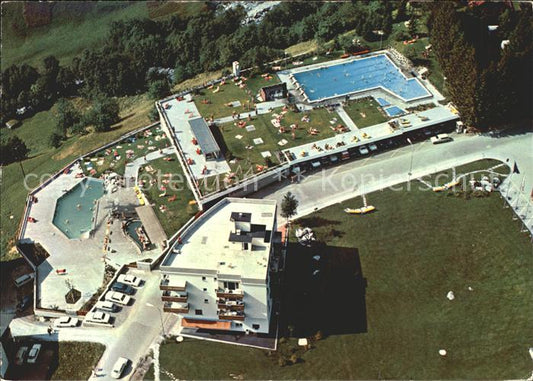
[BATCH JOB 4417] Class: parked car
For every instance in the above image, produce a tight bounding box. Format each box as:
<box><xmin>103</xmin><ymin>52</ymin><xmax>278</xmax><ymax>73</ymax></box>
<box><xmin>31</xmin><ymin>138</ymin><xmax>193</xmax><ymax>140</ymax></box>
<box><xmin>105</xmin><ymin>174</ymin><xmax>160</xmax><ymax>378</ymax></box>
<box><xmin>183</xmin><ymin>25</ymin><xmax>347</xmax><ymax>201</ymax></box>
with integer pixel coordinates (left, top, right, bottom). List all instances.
<box><xmin>105</xmin><ymin>291</ymin><xmax>131</xmax><ymax>306</ymax></box>
<box><xmin>359</xmin><ymin>146</ymin><xmax>369</xmax><ymax>155</ymax></box>
<box><xmin>86</xmin><ymin>311</ymin><xmax>111</xmax><ymax>325</ymax></box>
<box><xmin>95</xmin><ymin>301</ymin><xmax>117</xmax><ymax>312</ymax></box>
<box><xmin>15</xmin><ymin>346</ymin><xmax>28</xmax><ymax>365</ymax></box>
<box><xmin>111</xmin><ymin>282</ymin><xmax>134</xmax><ymax>295</ymax></box>
<box><xmin>117</xmin><ymin>274</ymin><xmax>142</xmax><ymax>287</ymax></box>
<box><xmin>368</xmin><ymin>143</ymin><xmax>378</xmax><ymax>152</ymax></box>
<box><xmin>17</xmin><ymin>295</ymin><xmax>33</xmax><ymax>312</ymax></box>
<box><xmin>53</xmin><ymin>316</ymin><xmax>79</xmax><ymax>328</ymax></box>
<box><xmin>430</xmin><ymin>133</ymin><xmax>453</xmax><ymax>144</ymax></box>
<box><xmin>111</xmin><ymin>357</ymin><xmax>130</xmax><ymax>379</ymax></box>
<box><xmin>26</xmin><ymin>343</ymin><xmax>42</xmax><ymax>364</ymax></box>
<box><xmin>14</xmin><ymin>273</ymin><xmax>34</xmax><ymax>287</ymax></box>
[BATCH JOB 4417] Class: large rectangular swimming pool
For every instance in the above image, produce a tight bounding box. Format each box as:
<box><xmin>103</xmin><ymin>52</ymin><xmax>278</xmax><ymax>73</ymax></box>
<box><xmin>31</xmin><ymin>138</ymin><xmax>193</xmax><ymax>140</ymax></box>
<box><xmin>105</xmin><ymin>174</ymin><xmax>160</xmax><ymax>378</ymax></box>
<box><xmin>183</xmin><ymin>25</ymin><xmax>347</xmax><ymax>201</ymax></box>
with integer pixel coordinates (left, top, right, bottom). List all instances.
<box><xmin>293</xmin><ymin>54</ymin><xmax>430</xmax><ymax>102</ymax></box>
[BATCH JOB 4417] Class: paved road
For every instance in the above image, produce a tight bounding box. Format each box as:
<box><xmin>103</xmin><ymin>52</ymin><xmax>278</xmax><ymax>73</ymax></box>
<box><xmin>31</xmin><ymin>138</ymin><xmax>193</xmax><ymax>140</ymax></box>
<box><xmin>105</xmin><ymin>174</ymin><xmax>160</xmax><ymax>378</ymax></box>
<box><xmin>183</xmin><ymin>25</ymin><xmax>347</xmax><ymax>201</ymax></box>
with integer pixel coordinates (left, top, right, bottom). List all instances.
<box><xmin>254</xmin><ymin>131</ymin><xmax>533</xmax><ymax>229</ymax></box>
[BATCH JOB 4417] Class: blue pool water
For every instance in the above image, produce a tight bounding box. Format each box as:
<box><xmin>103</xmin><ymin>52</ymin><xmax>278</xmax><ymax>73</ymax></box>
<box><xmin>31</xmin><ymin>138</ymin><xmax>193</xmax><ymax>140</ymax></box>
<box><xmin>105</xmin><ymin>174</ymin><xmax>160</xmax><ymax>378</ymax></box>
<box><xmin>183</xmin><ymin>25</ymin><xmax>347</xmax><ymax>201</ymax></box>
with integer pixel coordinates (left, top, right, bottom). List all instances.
<box><xmin>293</xmin><ymin>55</ymin><xmax>430</xmax><ymax>102</ymax></box>
<box><xmin>384</xmin><ymin>106</ymin><xmax>406</xmax><ymax>117</ymax></box>
<box><xmin>376</xmin><ymin>97</ymin><xmax>390</xmax><ymax>107</ymax></box>
<box><xmin>52</xmin><ymin>178</ymin><xmax>104</xmax><ymax>239</ymax></box>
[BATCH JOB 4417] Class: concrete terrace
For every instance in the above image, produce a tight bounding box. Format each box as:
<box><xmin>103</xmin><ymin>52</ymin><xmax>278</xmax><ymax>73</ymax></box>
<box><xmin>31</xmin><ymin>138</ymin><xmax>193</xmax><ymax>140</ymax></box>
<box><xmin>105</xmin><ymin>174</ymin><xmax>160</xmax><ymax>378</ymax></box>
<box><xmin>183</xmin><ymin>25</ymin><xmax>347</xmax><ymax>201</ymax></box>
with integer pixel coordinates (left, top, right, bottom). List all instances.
<box><xmin>21</xmin><ymin>163</ymin><xmax>163</xmax><ymax>311</ymax></box>
<box><xmin>159</xmin><ymin>94</ymin><xmax>231</xmax><ymax>179</ymax></box>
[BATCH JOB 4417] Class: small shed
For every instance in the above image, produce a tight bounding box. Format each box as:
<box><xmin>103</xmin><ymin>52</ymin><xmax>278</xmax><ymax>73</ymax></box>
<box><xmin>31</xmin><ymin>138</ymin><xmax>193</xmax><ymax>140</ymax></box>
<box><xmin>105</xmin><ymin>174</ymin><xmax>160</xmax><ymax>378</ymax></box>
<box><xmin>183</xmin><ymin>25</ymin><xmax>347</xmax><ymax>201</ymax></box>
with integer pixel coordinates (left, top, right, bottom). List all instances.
<box><xmin>259</xmin><ymin>83</ymin><xmax>288</xmax><ymax>102</ymax></box>
<box><xmin>188</xmin><ymin>117</ymin><xmax>221</xmax><ymax>160</ymax></box>
<box><xmin>5</xmin><ymin>119</ymin><xmax>20</xmax><ymax>129</ymax></box>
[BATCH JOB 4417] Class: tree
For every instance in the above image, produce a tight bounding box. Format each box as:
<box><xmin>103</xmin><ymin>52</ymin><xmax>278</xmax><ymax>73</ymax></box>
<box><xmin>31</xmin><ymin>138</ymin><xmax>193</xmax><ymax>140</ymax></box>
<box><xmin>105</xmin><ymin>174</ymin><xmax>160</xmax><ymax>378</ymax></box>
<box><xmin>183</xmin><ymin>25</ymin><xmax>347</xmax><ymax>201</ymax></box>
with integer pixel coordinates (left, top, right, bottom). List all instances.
<box><xmin>90</xmin><ymin>97</ymin><xmax>120</xmax><ymax>132</ymax></box>
<box><xmin>148</xmin><ymin>79</ymin><xmax>170</xmax><ymax>100</ymax></box>
<box><xmin>56</xmin><ymin>98</ymin><xmax>81</xmax><ymax>136</ymax></box>
<box><xmin>408</xmin><ymin>12</ymin><xmax>418</xmax><ymax>38</ymax></box>
<box><xmin>49</xmin><ymin>130</ymin><xmax>63</xmax><ymax>148</ymax></box>
<box><xmin>281</xmin><ymin>191</ymin><xmax>299</xmax><ymax>221</ymax></box>
<box><xmin>0</xmin><ymin>136</ymin><xmax>29</xmax><ymax>165</ymax></box>
<box><xmin>382</xmin><ymin>13</ymin><xmax>393</xmax><ymax>36</ymax></box>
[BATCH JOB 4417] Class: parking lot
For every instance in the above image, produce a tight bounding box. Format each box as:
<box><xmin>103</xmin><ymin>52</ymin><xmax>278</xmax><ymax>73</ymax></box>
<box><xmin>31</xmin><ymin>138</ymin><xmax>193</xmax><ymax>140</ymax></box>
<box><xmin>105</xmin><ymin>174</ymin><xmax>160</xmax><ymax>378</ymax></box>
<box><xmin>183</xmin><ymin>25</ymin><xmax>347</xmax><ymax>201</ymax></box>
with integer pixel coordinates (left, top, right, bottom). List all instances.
<box><xmin>82</xmin><ymin>267</ymin><xmax>154</xmax><ymax>329</ymax></box>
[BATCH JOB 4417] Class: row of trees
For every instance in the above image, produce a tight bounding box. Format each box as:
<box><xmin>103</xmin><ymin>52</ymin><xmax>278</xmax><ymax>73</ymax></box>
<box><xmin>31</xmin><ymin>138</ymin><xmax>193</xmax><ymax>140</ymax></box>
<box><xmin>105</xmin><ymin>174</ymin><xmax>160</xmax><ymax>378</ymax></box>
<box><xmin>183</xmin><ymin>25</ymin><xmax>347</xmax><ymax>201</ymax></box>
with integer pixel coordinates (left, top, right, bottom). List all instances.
<box><xmin>429</xmin><ymin>2</ymin><xmax>532</xmax><ymax>129</ymax></box>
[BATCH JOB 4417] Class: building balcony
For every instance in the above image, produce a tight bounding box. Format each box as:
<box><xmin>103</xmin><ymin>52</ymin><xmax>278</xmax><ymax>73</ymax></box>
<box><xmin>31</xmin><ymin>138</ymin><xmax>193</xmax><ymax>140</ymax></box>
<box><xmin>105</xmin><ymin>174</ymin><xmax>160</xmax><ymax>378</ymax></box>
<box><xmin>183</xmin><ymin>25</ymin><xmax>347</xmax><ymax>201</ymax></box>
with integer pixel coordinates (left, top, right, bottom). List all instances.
<box><xmin>217</xmin><ymin>299</ymin><xmax>244</xmax><ymax>311</ymax></box>
<box><xmin>163</xmin><ymin>302</ymin><xmax>189</xmax><ymax>313</ymax></box>
<box><xmin>216</xmin><ymin>288</ymin><xmax>244</xmax><ymax>299</ymax></box>
<box><xmin>160</xmin><ymin>278</ymin><xmax>186</xmax><ymax>291</ymax></box>
<box><xmin>162</xmin><ymin>290</ymin><xmax>188</xmax><ymax>303</ymax></box>
<box><xmin>218</xmin><ymin>310</ymin><xmax>245</xmax><ymax>321</ymax></box>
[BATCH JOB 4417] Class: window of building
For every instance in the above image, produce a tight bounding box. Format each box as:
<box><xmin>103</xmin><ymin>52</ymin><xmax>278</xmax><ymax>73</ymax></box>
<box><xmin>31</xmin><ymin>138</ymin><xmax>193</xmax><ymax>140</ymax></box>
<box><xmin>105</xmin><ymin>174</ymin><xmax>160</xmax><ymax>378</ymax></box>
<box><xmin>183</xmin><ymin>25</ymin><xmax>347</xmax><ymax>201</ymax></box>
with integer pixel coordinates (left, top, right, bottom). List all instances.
<box><xmin>235</xmin><ymin>323</ymin><xmax>242</xmax><ymax>327</ymax></box>
<box><xmin>204</xmin><ymin>299</ymin><xmax>209</xmax><ymax>304</ymax></box>
<box><xmin>252</xmin><ymin>324</ymin><xmax>260</xmax><ymax>330</ymax></box>
<box><xmin>223</xmin><ymin>281</ymin><xmax>239</xmax><ymax>290</ymax></box>
<box><xmin>203</xmin><ymin>288</ymin><xmax>207</xmax><ymax>292</ymax></box>
<box><xmin>202</xmin><ymin>276</ymin><xmax>206</xmax><ymax>281</ymax></box>
<box><xmin>195</xmin><ymin>309</ymin><xmax>203</xmax><ymax>315</ymax></box>
<box><xmin>214</xmin><ymin>277</ymin><xmax>217</xmax><ymax>281</ymax></box>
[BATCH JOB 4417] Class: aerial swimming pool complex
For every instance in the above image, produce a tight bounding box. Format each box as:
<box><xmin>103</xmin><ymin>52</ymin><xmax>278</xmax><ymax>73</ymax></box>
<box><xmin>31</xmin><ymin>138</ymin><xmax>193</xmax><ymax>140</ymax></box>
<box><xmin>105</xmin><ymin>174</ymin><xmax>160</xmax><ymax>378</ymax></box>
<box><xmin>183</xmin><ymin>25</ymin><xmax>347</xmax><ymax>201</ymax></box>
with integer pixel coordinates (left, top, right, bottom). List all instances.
<box><xmin>52</xmin><ymin>178</ymin><xmax>104</xmax><ymax>239</ymax></box>
<box><xmin>292</xmin><ymin>54</ymin><xmax>431</xmax><ymax>102</ymax></box>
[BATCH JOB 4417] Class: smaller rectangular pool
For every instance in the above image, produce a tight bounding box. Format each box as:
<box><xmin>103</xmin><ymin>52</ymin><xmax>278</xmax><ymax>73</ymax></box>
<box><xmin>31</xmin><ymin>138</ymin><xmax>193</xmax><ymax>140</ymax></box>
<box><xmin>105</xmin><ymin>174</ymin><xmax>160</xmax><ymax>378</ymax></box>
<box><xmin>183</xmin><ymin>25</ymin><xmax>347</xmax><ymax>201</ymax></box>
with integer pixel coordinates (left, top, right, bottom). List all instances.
<box><xmin>384</xmin><ymin>106</ymin><xmax>406</xmax><ymax>117</ymax></box>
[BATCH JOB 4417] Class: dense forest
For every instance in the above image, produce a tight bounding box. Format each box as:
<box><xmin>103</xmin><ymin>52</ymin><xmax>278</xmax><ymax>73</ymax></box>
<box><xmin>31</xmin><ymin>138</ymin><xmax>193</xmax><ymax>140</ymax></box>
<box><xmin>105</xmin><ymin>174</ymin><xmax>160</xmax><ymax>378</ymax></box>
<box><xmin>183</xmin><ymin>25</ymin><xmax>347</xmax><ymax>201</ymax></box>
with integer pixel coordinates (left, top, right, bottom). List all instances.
<box><xmin>429</xmin><ymin>2</ymin><xmax>532</xmax><ymax>129</ymax></box>
<box><xmin>1</xmin><ymin>1</ymin><xmax>532</xmax><ymax>163</ymax></box>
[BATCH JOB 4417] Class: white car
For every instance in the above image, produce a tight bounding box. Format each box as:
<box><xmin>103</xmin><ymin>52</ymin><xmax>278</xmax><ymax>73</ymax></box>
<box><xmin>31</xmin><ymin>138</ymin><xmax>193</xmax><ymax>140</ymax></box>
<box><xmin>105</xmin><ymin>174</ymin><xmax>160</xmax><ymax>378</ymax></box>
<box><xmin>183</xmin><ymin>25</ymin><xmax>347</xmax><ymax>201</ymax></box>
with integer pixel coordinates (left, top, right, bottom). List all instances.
<box><xmin>105</xmin><ymin>291</ymin><xmax>131</xmax><ymax>306</ymax></box>
<box><xmin>431</xmin><ymin>133</ymin><xmax>453</xmax><ymax>144</ymax></box>
<box><xmin>95</xmin><ymin>300</ymin><xmax>117</xmax><ymax>312</ymax></box>
<box><xmin>86</xmin><ymin>311</ymin><xmax>111</xmax><ymax>325</ymax></box>
<box><xmin>111</xmin><ymin>357</ymin><xmax>130</xmax><ymax>379</ymax></box>
<box><xmin>117</xmin><ymin>274</ymin><xmax>142</xmax><ymax>287</ymax></box>
<box><xmin>53</xmin><ymin>316</ymin><xmax>79</xmax><ymax>328</ymax></box>
<box><xmin>26</xmin><ymin>343</ymin><xmax>42</xmax><ymax>364</ymax></box>
<box><xmin>368</xmin><ymin>143</ymin><xmax>378</xmax><ymax>152</ymax></box>
<box><xmin>359</xmin><ymin>146</ymin><xmax>369</xmax><ymax>155</ymax></box>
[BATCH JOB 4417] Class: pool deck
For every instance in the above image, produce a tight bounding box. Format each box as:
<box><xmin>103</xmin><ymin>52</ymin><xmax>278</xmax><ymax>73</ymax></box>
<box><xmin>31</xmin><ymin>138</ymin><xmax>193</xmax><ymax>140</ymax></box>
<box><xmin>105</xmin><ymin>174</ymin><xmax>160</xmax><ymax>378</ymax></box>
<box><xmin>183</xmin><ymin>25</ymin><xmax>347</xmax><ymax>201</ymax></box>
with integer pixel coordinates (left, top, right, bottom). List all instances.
<box><xmin>283</xmin><ymin>105</ymin><xmax>458</xmax><ymax>164</ymax></box>
<box><xmin>21</xmin><ymin>163</ymin><xmax>164</xmax><ymax>312</ymax></box>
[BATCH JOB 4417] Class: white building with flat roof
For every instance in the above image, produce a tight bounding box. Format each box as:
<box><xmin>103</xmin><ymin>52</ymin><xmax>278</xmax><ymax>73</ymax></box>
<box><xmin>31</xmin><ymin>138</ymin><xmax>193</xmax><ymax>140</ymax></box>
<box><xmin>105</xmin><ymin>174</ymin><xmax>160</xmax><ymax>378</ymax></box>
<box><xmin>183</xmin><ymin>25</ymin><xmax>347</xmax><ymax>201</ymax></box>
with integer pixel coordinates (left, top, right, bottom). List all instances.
<box><xmin>160</xmin><ymin>198</ymin><xmax>278</xmax><ymax>334</ymax></box>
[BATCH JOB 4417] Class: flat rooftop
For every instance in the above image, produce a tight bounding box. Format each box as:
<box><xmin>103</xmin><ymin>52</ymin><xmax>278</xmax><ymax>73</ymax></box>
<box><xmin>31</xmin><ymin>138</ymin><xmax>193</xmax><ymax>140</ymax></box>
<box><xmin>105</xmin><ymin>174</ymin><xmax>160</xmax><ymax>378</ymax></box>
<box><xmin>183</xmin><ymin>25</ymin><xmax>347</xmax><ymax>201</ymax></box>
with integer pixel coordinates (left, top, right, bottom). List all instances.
<box><xmin>159</xmin><ymin>94</ymin><xmax>230</xmax><ymax>179</ymax></box>
<box><xmin>162</xmin><ymin>198</ymin><xmax>277</xmax><ymax>280</ymax></box>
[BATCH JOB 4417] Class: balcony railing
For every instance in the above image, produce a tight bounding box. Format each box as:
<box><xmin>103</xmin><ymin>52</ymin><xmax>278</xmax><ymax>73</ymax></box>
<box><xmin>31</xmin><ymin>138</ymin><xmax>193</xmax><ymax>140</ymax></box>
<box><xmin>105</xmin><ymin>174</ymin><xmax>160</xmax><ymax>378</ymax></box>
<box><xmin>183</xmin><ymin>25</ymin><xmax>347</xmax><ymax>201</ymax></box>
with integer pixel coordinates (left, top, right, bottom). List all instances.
<box><xmin>218</xmin><ymin>310</ymin><xmax>245</xmax><ymax>321</ymax></box>
<box><xmin>217</xmin><ymin>298</ymin><xmax>244</xmax><ymax>311</ymax></box>
<box><xmin>162</xmin><ymin>290</ymin><xmax>188</xmax><ymax>303</ymax></box>
<box><xmin>160</xmin><ymin>278</ymin><xmax>186</xmax><ymax>291</ymax></box>
<box><xmin>216</xmin><ymin>288</ymin><xmax>244</xmax><ymax>299</ymax></box>
<box><xmin>163</xmin><ymin>302</ymin><xmax>189</xmax><ymax>313</ymax></box>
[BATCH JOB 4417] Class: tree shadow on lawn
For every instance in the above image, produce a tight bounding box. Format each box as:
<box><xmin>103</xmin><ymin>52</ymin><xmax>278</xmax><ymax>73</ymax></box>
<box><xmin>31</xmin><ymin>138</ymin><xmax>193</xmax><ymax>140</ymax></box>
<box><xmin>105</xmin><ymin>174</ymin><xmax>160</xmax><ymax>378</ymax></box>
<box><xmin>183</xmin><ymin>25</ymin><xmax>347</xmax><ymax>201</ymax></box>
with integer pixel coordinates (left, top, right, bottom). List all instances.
<box><xmin>296</xmin><ymin>216</ymin><xmax>342</xmax><ymax>229</ymax></box>
<box><xmin>280</xmin><ymin>242</ymin><xmax>367</xmax><ymax>338</ymax></box>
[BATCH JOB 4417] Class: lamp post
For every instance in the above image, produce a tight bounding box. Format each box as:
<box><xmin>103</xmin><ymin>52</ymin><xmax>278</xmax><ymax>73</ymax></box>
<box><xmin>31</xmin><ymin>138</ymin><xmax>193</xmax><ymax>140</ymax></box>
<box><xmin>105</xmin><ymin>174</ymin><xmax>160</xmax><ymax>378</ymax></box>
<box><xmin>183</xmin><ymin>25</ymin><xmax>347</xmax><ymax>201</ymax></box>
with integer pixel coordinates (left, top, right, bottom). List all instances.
<box><xmin>406</xmin><ymin>138</ymin><xmax>414</xmax><ymax>180</ymax></box>
<box><xmin>146</xmin><ymin>302</ymin><xmax>165</xmax><ymax>336</ymax></box>
<box><xmin>378</xmin><ymin>30</ymin><xmax>385</xmax><ymax>50</ymax></box>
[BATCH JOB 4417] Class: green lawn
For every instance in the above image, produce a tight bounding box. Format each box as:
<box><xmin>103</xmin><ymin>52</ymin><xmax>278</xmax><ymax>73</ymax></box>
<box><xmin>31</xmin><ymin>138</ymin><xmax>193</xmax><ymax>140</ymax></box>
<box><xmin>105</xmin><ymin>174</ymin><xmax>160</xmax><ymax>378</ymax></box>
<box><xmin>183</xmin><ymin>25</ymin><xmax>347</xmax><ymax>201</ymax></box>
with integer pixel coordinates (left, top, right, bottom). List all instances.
<box><xmin>140</xmin><ymin>157</ymin><xmax>198</xmax><ymax>237</ymax></box>
<box><xmin>220</xmin><ymin>107</ymin><xmax>341</xmax><ymax>170</ymax></box>
<box><xmin>50</xmin><ymin>342</ymin><xmax>105</xmax><ymax>380</ymax></box>
<box><xmin>342</xmin><ymin>97</ymin><xmax>388</xmax><ymax>128</ymax></box>
<box><xmin>194</xmin><ymin>82</ymin><xmax>256</xmax><ymax>120</ymax></box>
<box><xmin>153</xmin><ymin>160</ymin><xmax>532</xmax><ymax>379</ymax></box>
<box><xmin>1</xmin><ymin>2</ymin><xmax>204</xmax><ymax>68</ymax></box>
<box><xmin>81</xmin><ymin>124</ymin><xmax>170</xmax><ymax>178</ymax></box>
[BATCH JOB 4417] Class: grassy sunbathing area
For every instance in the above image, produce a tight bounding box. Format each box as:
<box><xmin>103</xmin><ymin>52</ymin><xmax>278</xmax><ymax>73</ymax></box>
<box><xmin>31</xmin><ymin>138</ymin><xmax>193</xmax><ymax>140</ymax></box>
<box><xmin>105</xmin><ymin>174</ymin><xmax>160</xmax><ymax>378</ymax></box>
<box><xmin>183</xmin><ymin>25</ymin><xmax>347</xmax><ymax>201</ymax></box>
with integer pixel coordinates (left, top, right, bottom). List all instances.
<box><xmin>151</xmin><ymin>160</ymin><xmax>532</xmax><ymax>379</ymax></box>
<box><xmin>81</xmin><ymin>125</ymin><xmax>170</xmax><ymax>178</ymax></box>
<box><xmin>139</xmin><ymin>157</ymin><xmax>197</xmax><ymax>237</ymax></box>
<box><xmin>343</xmin><ymin>97</ymin><xmax>388</xmax><ymax>128</ymax></box>
<box><xmin>193</xmin><ymin>74</ymin><xmax>281</xmax><ymax>120</ymax></box>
